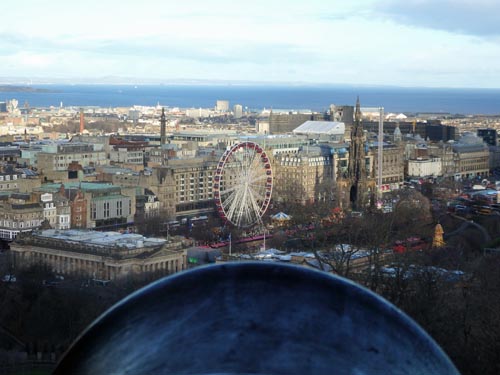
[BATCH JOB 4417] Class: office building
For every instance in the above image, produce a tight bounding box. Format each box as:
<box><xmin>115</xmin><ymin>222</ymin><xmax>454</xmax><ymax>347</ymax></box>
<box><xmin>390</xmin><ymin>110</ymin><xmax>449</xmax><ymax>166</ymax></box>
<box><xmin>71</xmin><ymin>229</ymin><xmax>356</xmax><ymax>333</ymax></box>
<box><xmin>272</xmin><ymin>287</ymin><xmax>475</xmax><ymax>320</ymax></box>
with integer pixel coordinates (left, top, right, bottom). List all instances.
<box><xmin>477</xmin><ymin>128</ymin><xmax>498</xmax><ymax>147</ymax></box>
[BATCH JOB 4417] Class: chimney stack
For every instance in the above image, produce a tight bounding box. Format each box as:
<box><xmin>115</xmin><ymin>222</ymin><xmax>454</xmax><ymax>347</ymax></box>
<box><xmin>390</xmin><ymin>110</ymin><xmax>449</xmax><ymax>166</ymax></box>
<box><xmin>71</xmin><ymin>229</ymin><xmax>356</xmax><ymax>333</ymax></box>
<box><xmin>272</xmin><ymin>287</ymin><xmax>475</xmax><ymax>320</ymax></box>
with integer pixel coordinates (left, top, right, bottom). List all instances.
<box><xmin>79</xmin><ymin>109</ymin><xmax>85</xmax><ymax>134</ymax></box>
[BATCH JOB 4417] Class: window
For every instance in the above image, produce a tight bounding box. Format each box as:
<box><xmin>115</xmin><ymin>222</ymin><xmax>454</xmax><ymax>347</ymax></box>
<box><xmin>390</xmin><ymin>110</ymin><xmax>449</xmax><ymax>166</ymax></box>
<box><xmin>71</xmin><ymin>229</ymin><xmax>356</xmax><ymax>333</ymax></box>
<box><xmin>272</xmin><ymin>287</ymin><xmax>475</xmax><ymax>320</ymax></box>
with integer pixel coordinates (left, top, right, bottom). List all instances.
<box><xmin>104</xmin><ymin>202</ymin><xmax>110</xmax><ymax>218</ymax></box>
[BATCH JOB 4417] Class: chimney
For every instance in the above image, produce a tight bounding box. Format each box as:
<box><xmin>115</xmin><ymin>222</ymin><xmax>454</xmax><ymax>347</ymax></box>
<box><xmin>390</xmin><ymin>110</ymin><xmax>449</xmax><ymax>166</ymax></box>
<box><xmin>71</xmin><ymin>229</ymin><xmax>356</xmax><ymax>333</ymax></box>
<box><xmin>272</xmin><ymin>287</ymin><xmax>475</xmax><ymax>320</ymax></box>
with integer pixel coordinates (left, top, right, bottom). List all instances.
<box><xmin>80</xmin><ymin>109</ymin><xmax>85</xmax><ymax>134</ymax></box>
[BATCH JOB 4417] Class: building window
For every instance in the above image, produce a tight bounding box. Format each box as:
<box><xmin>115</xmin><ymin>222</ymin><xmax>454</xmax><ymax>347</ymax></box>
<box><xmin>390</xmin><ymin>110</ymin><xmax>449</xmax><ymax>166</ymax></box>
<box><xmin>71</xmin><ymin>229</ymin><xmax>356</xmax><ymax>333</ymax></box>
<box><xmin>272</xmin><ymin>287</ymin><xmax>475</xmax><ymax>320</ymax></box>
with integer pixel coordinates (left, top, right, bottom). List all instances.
<box><xmin>104</xmin><ymin>202</ymin><xmax>110</xmax><ymax>218</ymax></box>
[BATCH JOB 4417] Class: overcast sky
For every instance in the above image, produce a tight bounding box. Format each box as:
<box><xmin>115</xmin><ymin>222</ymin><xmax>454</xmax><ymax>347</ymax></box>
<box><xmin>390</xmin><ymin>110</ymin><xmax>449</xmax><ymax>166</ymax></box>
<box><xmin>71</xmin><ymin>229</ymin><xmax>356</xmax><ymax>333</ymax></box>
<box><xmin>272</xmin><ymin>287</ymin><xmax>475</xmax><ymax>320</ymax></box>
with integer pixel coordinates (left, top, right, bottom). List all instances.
<box><xmin>1</xmin><ymin>0</ymin><xmax>500</xmax><ymax>87</ymax></box>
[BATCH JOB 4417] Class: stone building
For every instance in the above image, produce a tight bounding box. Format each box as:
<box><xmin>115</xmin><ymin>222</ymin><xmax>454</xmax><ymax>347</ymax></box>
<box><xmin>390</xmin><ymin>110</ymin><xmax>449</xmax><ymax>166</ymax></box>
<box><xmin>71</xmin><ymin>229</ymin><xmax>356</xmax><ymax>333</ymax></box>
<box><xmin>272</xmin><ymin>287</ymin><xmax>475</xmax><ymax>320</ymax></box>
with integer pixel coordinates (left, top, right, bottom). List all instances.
<box><xmin>268</xmin><ymin>111</ymin><xmax>329</xmax><ymax>134</ymax></box>
<box><xmin>36</xmin><ymin>182</ymin><xmax>136</xmax><ymax>230</ymax></box>
<box><xmin>0</xmin><ymin>145</ymin><xmax>20</xmax><ymax>163</ymax></box>
<box><xmin>108</xmin><ymin>136</ymin><xmax>149</xmax><ymax>166</ymax></box>
<box><xmin>452</xmin><ymin>133</ymin><xmax>490</xmax><ymax>179</ymax></box>
<box><xmin>407</xmin><ymin>158</ymin><xmax>442</xmax><ymax>178</ymax></box>
<box><xmin>372</xmin><ymin>144</ymin><xmax>405</xmax><ymax>188</ymax></box>
<box><xmin>0</xmin><ymin>194</ymin><xmax>43</xmax><ymax>240</ymax></box>
<box><xmin>37</xmin><ymin>142</ymin><xmax>107</xmax><ymax>181</ymax></box>
<box><xmin>112</xmin><ymin>157</ymin><xmax>219</xmax><ymax>221</ymax></box>
<box><xmin>10</xmin><ymin>229</ymin><xmax>187</xmax><ymax>281</ymax></box>
<box><xmin>272</xmin><ymin>145</ymin><xmax>335</xmax><ymax>204</ymax></box>
<box><xmin>0</xmin><ymin>165</ymin><xmax>41</xmax><ymax>193</ymax></box>
<box><xmin>362</xmin><ymin>121</ymin><xmax>457</xmax><ymax>142</ymax></box>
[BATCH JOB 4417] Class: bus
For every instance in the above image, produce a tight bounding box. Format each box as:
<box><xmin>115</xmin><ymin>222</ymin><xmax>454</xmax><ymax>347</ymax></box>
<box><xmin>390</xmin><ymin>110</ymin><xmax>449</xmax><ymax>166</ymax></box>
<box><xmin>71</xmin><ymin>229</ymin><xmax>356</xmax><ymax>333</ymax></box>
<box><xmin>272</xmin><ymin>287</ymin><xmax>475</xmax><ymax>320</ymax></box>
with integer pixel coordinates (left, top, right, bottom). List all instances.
<box><xmin>393</xmin><ymin>237</ymin><xmax>428</xmax><ymax>253</ymax></box>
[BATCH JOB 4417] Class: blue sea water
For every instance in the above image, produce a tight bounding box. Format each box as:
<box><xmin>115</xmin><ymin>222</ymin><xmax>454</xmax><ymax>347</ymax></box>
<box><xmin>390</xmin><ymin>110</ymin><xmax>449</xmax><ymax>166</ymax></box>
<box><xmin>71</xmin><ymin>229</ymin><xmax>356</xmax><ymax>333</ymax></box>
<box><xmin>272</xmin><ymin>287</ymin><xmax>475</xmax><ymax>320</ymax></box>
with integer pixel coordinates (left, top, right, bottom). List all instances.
<box><xmin>1</xmin><ymin>84</ymin><xmax>500</xmax><ymax>115</ymax></box>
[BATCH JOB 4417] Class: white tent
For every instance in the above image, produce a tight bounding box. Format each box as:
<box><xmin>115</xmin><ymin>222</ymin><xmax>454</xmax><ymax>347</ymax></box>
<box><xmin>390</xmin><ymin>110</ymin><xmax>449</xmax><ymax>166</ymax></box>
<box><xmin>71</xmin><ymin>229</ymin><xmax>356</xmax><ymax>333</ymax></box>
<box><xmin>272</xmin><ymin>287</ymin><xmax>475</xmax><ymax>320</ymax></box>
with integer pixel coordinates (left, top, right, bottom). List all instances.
<box><xmin>271</xmin><ymin>212</ymin><xmax>291</xmax><ymax>221</ymax></box>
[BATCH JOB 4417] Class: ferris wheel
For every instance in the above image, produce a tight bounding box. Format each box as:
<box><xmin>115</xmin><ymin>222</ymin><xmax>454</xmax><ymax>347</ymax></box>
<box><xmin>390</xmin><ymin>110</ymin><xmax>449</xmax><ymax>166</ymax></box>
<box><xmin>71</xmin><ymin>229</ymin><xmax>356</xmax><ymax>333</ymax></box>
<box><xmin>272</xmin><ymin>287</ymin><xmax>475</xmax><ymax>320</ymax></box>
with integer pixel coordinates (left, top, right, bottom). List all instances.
<box><xmin>213</xmin><ymin>141</ymin><xmax>273</xmax><ymax>228</ymax></box>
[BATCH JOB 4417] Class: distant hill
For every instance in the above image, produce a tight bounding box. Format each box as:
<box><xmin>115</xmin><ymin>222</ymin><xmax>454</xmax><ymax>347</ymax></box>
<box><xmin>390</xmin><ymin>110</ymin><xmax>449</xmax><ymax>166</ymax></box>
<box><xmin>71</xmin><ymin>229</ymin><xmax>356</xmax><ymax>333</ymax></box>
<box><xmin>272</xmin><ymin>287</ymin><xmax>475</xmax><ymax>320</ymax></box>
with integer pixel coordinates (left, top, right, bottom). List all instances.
<box><xmin>0</xmin><ymin>85</ymin><xmax>56</xmax><ymax>93</ymax></box>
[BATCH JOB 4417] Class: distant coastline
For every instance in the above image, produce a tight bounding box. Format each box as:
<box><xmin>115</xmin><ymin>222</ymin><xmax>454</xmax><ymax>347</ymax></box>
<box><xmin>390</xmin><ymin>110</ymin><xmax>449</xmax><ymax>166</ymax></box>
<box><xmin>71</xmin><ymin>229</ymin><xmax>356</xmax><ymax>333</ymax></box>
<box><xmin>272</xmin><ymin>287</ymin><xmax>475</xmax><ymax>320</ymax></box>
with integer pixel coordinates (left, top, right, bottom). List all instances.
<box><xmin>0</xmin><ymin>84</ymin><xmax>499</xmax><ymax>114</ymax></box>
<box><xmin>0</xmin><ymin>85</ymin><xmax>56</xmax><ymax>93</ymax></box>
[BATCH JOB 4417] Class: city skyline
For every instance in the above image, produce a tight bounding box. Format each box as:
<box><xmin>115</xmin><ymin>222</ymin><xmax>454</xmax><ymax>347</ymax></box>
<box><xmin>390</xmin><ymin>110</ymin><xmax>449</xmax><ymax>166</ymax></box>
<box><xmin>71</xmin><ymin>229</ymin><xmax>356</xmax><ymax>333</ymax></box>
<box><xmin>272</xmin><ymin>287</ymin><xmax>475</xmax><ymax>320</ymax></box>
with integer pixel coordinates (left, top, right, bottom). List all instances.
<box><xmin>1</xmin><ymin>0</ymin><xmax>500</xmax><ymax>88</ymax></box>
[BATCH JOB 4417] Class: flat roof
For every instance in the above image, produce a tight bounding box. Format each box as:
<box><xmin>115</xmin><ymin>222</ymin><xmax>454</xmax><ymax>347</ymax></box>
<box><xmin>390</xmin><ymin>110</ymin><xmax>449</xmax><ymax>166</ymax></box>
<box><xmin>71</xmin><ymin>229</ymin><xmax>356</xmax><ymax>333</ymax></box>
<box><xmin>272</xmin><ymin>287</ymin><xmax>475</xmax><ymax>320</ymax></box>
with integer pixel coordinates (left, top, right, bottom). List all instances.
<box><xmin>36</xmin><ymin>229</ymin><xmax>166</xmax><ymax>249</ymax></box>
<box><xmin>38</xmin><ymin>182</ymin><xmax>118</xmax><ymax>192</ymax></box>
<box><xmin>293</xmin><ymin>121</ymin><xmax>345</xmax><ymax>135</ymax></box>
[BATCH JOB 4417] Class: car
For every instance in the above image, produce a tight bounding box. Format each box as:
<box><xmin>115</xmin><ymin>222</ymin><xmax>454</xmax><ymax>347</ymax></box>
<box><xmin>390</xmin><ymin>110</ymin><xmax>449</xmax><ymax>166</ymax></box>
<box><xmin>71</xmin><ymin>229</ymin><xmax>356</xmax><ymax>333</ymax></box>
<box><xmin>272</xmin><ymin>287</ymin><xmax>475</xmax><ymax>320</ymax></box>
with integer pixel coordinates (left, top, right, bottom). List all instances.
<box><xmin>2</xmin><ymin>274</ymin><xmax>16</xmax><ymax>282</ymax></box>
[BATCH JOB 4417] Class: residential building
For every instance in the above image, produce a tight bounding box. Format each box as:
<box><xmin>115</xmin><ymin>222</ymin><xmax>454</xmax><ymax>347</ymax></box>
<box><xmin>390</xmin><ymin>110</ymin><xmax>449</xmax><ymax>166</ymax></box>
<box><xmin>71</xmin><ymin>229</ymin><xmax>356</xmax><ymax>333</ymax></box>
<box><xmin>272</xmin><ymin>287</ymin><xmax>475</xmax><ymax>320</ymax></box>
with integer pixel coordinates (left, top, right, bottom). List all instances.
<box><xmin>135</xmin><ymin>189</ymin><xmax>161</xmax><ymax>219</ymax></box>
<box><xmin>0</xmin><ymin>194</ymin><xmax>43</xmax><ymax>240</ymax></box>
<box><xmin>36</xmin><ymin>182</ymin><xmax>135</xmax><ymax>230</ymax></box>
<box><xmin>53</xmin><ymin>188</ymin><xmax>71</xmax><ymax>230</ymax></box>
<box><xmin>108</xmin><ymin>136</ymin><xmax>149</xmax><ymax>165</ymax></box>
<box><xmin>0</xmin><ymin>145</ymin><xmax>20</xmax><ymax>163</ymax></box>
<box><xmin>39</xmin><ymin>192</ymin><xmax>57</xmax><ymax>228</ymax></box>
<box><xmin>37</xmin><ymin>142</ymin><xmax>107</xmax><ymax>181</ymax></box>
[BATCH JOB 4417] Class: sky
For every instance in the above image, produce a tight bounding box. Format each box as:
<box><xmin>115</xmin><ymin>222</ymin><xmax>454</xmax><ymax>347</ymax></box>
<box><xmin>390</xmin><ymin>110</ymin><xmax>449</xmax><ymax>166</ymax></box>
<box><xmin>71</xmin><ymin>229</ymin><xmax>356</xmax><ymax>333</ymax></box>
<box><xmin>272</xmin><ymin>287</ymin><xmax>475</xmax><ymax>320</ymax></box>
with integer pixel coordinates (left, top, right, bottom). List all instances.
<box><xmin>1</xmin><ymin>0</ymin><xmax>500</xmax><ymax>88</ymax></box>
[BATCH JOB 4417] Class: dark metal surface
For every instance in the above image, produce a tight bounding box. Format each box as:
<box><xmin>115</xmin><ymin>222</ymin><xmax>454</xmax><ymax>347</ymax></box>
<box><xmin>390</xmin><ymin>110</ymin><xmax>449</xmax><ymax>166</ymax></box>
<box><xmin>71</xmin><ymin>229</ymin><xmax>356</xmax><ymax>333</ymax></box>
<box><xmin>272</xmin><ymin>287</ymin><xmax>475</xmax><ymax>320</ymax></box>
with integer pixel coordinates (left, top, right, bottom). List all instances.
<box><xmin>55</xmin><ymin>263</ymin><xmax>459</xmax><ymax>375</ymax></box>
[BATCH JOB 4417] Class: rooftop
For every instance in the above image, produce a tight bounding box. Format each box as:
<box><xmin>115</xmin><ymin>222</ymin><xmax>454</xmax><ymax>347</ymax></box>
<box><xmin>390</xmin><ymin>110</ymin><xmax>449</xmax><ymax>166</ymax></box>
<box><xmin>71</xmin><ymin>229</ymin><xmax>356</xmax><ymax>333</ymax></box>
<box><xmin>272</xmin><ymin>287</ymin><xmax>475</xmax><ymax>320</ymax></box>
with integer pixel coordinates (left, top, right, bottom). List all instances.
<box><xmin>38</xmin><ymin>182</ymin><xmax>119</xmax><ymax>193</ymax></box>
<box><xmin>30</xmin><ymin>229</ymin><xmax>166</xmax><ymax>251</ymax></box>
<box><xmin>293</xmin><ymin>121</ymin><xmax>345</xmax><ymax>136</ymax></box>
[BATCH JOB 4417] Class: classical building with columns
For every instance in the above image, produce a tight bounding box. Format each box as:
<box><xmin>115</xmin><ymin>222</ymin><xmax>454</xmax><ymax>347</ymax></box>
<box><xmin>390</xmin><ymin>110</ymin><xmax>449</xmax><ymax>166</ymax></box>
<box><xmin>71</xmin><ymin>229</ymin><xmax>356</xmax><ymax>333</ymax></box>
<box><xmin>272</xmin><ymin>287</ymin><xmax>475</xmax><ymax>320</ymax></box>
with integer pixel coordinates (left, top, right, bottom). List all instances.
<box><xmin>9</xmin><ymin>229</ymin><xmax>187</xmax><ymax>280</ymax></box>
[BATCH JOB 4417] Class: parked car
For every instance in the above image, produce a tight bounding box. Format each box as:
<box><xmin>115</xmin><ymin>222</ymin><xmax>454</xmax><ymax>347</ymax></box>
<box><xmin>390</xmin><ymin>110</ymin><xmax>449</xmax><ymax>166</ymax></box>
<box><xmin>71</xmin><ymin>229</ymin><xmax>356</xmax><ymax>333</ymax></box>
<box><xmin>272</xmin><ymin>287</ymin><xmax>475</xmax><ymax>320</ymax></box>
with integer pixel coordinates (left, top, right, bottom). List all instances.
<box><xmin>2</xmin><ymin>274</ymin><xmax>16</xmax><ymax>282</ymax></box>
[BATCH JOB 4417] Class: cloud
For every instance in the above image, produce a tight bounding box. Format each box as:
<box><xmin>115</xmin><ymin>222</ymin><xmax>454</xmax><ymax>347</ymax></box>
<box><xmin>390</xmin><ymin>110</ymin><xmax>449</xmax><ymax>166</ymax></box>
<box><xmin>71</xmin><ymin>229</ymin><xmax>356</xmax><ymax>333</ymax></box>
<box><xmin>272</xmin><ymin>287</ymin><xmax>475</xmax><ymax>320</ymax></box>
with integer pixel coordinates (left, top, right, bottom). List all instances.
<box><xmin>375</xmin><ymin>0</ymin><xmax>500</xmax><ymax>37</ymax></box>
<box><xmin>0</xmin><ymin>30</ymin><xmax>320</xmax><ymax>68</ymax></box>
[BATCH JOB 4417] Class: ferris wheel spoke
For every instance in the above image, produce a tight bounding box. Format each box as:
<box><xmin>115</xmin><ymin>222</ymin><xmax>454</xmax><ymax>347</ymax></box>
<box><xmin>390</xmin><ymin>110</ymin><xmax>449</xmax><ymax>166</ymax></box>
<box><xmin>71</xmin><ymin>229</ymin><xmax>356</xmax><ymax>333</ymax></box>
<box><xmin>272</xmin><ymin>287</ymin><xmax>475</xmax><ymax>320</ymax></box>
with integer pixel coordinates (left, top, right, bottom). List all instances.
<box><xmin>244</xmin><ymin>148</ymin><xmax>257</xmax><ymax>170</ymax></box>
<box><xmin>248</xmin><ymin>173</ymin><xmax>268</xmax><ymax>184</ymax></box>
<box><xmin>221</xmin><ymin>193</ymin><xmax>236</xmax><ymax>211</ymax></box>
<box><xmin>241</xmin><ymin>188</ymin><xmax>258</xmax><ymax>226</ymax></box>
<box><xmin>219</xmin><ymin>184</ymin><xmax>242</xmax><ymax>196</ymax></box>
<box><xmin>222</xmin><ymin>189</ymin><xmax>240</xmax><ymax>212</ymax></box>
<box><xmin>236</xmin><ymin>189</ymin><xmax>252</xmax><ymax>226</ymax></box>
<box><xmin>226</xmin><ymin>187</ymin><xmax>246</xmax><ymax>223</ymax></box>
<box><xmin>246</xmin><ymin>188</ymin><xmax>263</xmax><ymax>221</ymax></box>
<box><xmin>248</xmin><ymin>186</ymin><xmax>266</xmax><ymax>203</ymax></box>
<box><xmin>222</xmin><ymin>192</ymin><xmax>243</xmax><ymax>221</ymax></box>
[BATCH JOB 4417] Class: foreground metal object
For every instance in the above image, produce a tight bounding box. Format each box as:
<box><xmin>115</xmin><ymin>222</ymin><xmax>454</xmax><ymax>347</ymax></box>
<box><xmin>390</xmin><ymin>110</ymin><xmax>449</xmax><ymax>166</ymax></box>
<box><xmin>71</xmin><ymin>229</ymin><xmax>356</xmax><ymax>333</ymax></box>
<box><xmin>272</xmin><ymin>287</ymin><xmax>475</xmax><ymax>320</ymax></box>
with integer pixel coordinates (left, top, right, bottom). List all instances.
<box><xmin>55</xmin><ymin>263</ymin><xmax>459</xmax><ymax>375</ymax></box>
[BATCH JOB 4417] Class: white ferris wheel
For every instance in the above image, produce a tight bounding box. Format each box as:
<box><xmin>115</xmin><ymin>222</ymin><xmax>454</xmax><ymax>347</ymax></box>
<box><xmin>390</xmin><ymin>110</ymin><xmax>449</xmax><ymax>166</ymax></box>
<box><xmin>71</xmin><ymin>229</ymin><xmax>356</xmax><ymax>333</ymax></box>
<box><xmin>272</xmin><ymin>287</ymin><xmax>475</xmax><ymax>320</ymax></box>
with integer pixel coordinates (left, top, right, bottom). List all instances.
<box><xmin>213</xmin><ymin>141</ymin><xmax>273</xmax><ymax>228</ymax></box>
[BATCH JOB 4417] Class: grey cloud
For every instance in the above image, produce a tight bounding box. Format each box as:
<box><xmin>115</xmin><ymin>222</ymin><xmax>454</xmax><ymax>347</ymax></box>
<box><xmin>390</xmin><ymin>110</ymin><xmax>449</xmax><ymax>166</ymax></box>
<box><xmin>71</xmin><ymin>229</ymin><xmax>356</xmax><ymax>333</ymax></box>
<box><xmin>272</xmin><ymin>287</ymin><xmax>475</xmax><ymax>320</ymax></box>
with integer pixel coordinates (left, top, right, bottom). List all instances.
<box><xmin>375</xmin><ymin>0</ymin><xmax>500</xmax><ymax>37</ymax></box>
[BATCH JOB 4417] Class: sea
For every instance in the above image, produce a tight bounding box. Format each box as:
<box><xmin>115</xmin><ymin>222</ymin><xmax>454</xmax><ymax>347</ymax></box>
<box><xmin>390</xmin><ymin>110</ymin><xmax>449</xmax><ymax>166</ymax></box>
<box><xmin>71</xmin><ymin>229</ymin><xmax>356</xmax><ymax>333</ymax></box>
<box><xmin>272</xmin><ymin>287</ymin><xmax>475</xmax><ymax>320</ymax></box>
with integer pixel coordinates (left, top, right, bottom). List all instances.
<box><xmin>1</xmin><ymin>84</ymin><xmax>500</xmax><ymax>115</ymax></box>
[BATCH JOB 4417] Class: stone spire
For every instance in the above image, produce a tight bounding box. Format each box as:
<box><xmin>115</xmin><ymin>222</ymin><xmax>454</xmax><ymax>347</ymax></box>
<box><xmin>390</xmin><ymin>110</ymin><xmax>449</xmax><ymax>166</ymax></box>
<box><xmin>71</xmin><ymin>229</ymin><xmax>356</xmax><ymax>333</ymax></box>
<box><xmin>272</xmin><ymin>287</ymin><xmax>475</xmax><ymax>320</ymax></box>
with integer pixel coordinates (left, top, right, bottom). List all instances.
<box><xmin>355</xmin><ymin>96</ymin><xmax>361</xmax><ymax>123</ymax></box>
<box><xmin>348</xmin><ymin>97</ymin><xmax>366</xmax><ymax>182</ymax></box>
<box><xmin>160</xmin><ymin>107</ymin><xmax>166</xmax><ymax>146</ymax></box>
